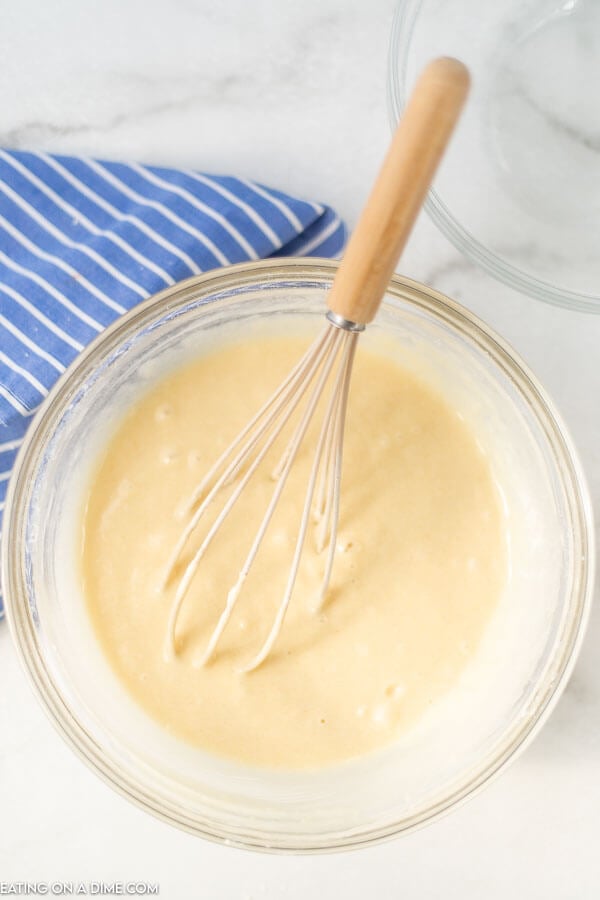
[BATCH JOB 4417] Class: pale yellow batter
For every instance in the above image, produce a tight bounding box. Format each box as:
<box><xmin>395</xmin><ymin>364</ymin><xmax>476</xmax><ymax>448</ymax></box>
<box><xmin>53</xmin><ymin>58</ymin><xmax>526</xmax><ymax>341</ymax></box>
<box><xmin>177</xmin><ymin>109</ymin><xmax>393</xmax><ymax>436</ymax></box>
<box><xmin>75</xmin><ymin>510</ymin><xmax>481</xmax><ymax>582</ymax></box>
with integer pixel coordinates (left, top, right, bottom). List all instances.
<box><xmin>81</xmin><ymin>333</ymin><xmax>505</xmax><ymax>769</ymax></box>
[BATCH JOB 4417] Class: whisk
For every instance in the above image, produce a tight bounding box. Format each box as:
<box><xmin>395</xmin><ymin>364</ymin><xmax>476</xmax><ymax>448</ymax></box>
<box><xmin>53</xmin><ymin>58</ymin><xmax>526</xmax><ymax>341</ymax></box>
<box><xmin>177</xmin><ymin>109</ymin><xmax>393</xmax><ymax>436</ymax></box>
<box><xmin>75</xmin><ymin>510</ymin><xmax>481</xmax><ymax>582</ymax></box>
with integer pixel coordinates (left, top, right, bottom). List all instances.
<box><xmin>162</xmin><ymin>57</ymin><xmax>470</xmax><ymax>671</ymax></box>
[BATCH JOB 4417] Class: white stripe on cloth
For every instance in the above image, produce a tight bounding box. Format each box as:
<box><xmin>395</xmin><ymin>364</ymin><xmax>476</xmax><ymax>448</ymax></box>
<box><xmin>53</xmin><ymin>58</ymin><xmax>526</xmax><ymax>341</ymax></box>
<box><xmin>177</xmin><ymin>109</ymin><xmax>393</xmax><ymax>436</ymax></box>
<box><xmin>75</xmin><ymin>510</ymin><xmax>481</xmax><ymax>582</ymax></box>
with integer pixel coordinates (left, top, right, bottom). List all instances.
<box><xmin>0</xmin><ymin>160</ymin><xmax>147</xmax><ymax>299</ymax></box>
<box><xmin>0</xmin><ymin>351</ymin><xmax>48</xmax><ymax>396</ymax></box>
<box><xmin>237</xmin><ymin>178</ymin><xmax>305</xmax><ymax>232</ymax></box>
<box><xmin>0</xmin><ymin>315</ymin><xmax>66</xmax><ymax>373</ymax></box>
<box><xmin>0</xmin><ymin>385</ymin><xmax>29</xmax><ymax>416</ymax></box>
<box><xmin>184</xmin><ymin>172</ymin><xmax>281</xmax><ymax>247</ymax></box>
<box><xmin>0</xmin><ymin>281</ymin><xmax>85</xmax><ymax>351</ymax></box>
<box><xmin>40</xmin><ymin>154</ymin><xmax>185</xmax><ymax>283</ymax></box>
<box><xmin>131</xmin><ymin>164</ymin><xmax>260</xmax><ymax>261</ymax></box>
<box><xmin>0</xmin><ymin>438</ymin><xmax>23</xmax><ymax>452</ymax></box>
<box><xmin>0</xmin><ymin>206</ymin><xmax>127</xmax><ymax>316</ymax></box>
<box><xmin>88</xmin><ymin>160</ymin><xmax>229</xmax><ymax>269</ymax></box>
<box><xmin>0</xmin><ymin>250</ymin><xmax>103</xmax><ymax>332</ymax></box>
<box><xmin>288</xmin><ymin>215</ymin><xmax>344</xmax><ymax>257</ymax></box>
<box><xmin>0</xmin><ymin>151</ymin><xmax>172</xmax><ymax>287</ymax></box>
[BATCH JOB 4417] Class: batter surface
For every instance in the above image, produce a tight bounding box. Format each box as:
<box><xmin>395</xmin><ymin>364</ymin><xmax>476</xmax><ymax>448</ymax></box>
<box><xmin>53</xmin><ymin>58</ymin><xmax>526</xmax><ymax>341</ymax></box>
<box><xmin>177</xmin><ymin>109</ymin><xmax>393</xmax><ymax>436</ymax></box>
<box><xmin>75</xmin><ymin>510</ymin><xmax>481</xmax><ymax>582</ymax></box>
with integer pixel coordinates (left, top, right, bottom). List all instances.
<box><xmin>81</xmin><ymin>334</ymin><xmax>505</xmax><ymax>768</ymax></box>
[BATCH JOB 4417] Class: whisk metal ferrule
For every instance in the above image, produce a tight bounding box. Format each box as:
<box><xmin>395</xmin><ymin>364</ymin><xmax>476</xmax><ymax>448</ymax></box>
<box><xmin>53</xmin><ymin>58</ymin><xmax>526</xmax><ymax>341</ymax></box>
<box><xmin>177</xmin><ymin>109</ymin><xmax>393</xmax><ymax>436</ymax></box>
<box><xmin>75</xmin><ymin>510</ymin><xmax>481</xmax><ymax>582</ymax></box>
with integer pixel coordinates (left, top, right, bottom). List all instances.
<box><xmin>325</xmin><ymin>310</ymin><xmax>366</xmax><ymax>333</ymax></box>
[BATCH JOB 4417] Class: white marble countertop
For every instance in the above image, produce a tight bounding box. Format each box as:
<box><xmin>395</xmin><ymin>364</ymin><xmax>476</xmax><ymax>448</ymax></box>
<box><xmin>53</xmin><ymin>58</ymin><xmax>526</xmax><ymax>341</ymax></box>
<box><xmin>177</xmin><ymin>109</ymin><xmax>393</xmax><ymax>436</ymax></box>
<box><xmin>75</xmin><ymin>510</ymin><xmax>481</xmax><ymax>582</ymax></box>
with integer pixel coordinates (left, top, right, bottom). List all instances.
<box><xmin>1</xmin><ymin>0</ymin><xmax>599</xmax><ymax>897</ymax></box>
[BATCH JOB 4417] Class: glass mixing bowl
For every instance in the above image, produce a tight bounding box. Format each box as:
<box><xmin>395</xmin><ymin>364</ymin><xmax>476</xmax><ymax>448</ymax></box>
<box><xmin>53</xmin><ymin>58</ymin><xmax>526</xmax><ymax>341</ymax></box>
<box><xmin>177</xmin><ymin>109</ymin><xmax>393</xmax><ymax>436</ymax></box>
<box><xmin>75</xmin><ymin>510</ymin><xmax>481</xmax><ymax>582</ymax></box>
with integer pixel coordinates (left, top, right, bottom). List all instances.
<box><xmin>388</xmin><ymin>0</ymin><xmax>600</xmax><ymax>312</ymax></box>
<box><xmin>2</xmin><ymin>260</ymin><xmax>594</xmax><ymax>852</ymax></box>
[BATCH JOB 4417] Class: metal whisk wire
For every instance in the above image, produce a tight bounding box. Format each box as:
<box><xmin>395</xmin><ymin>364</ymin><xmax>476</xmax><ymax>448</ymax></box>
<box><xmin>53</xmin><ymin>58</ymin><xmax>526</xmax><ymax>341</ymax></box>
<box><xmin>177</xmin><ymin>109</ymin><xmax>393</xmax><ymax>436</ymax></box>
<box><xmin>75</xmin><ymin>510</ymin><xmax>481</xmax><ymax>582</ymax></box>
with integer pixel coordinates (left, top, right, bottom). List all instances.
<box><xmin>163</xmin><ymin>320</ymin><xmax>358</xmax><ymax>671</ymax></box>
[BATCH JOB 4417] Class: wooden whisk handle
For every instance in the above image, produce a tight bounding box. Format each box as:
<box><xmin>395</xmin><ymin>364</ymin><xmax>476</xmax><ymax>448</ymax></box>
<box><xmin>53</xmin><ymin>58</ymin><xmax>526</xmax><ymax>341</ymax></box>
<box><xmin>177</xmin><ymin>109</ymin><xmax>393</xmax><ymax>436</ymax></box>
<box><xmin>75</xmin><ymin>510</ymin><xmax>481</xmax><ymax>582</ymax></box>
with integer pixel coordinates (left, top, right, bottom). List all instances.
<box><xmin>327</xmin><ymin>57</ymin><xmax>470</xmax><ymax>326</ymax></box>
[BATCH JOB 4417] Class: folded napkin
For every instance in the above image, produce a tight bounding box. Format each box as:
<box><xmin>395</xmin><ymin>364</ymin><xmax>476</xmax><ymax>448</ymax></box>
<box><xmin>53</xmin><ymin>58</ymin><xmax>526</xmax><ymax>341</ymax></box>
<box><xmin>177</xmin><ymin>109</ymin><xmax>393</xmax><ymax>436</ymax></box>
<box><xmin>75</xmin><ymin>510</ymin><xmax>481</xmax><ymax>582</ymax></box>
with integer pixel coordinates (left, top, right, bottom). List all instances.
<box><xmin>0</xmin><ymin>149</ymin><xmax>346</xmax><ymax>615</ymax></box>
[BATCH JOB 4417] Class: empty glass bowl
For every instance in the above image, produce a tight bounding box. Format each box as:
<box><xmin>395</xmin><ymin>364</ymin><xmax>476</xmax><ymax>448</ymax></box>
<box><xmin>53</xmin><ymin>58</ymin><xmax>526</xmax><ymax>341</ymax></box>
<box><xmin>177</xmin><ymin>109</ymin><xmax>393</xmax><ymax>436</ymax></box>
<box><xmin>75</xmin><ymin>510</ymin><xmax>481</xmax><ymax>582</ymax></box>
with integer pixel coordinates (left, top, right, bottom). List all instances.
<box><xmin>388</xmin><ymin>0</ymin><xmax>600</xmax><ymax>312</ymax></box>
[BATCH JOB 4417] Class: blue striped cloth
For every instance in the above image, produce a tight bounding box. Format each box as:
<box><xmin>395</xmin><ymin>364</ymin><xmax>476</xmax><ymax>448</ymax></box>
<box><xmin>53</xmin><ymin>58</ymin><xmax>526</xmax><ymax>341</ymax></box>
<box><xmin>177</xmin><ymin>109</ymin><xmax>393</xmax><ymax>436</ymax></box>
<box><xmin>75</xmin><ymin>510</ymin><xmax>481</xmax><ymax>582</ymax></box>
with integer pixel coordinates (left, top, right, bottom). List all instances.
<box><xmin>0</xmin><ymin>149</ymin><xmax>346</xmax><ymax>616</ymax></box>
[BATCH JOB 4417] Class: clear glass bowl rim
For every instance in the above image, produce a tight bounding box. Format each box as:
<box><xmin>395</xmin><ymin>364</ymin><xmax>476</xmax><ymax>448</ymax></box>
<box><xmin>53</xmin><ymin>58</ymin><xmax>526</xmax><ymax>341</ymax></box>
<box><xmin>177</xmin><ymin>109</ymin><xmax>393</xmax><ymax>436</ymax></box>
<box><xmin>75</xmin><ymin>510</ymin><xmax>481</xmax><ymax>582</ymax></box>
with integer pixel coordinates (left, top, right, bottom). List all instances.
<box><xmin>387</xmin><ymin>0</ymin><xmax>600</xmax><ymax>314</ymax></box>
<box><xmin>2</xmin><ymin>258</ymin><xmax>595</xmax><ymax>852</ymax></box>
